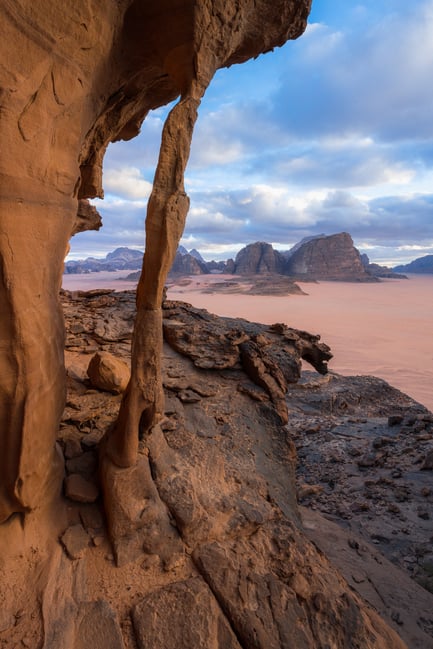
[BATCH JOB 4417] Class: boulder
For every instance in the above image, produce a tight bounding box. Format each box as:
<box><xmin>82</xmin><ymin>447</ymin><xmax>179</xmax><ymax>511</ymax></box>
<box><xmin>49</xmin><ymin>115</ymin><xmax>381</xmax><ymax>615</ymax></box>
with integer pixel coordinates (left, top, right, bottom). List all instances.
<box><xmin>87</xmin><ymin>352</ymin><xmax>130</xmax><ymax>394</ymax></box>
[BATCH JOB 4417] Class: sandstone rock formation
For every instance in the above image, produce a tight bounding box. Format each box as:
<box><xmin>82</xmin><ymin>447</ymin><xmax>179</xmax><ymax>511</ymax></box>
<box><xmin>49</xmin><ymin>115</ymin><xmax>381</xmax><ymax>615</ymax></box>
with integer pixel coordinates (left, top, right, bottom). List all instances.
<box><xmin>285</xmin><ymin>232</ymin><xmax>376</xmax><ymax>281</ymax></box>
<box><xmin>234</xmin><ymin>241</ymin><xmax>286</xmax><ymax>275</ymax></box>
<box><xmin>169</xmin><ymin>250</ymin><xmax>209</xmax><ymax>275</ymax></box>
<box><xmin>0</xmin><ymin>2</ymin><xmax>423</xmax><ymax>647</ymax></box>
<box><xmin>57</xmin><ymin>290</ymin><xmax>426</xmax><ymax>648</ymax></box>
<box><xmin>0</xmin><ymin>0</ymin><xmax>311</xmax><ymax>521</ymax></box>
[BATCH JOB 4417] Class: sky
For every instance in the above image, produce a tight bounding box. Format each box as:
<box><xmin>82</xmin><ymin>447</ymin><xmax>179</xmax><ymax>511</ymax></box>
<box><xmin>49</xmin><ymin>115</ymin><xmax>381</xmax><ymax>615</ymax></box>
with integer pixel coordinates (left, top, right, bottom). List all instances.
<box><xmin>69</xmin><ymin>0</ymin><xmax>433</xmax><ymax>266</ymax></box>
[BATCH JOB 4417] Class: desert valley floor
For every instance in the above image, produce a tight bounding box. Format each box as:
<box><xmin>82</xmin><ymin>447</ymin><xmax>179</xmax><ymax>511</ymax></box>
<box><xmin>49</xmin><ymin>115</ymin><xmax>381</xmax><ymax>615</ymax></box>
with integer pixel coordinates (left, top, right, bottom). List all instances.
<box><xmin>62</xmin><ymin>272</ymin><xmax>433</xmax><ymax>412</ymax></box>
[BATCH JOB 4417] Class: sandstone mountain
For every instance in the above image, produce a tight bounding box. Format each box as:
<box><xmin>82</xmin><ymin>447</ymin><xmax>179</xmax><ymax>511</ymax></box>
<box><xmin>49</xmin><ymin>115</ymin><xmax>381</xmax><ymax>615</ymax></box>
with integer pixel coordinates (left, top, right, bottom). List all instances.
<box><xmin>394</xmin><ymin>254</ymin><xmax>433</xmax><ymax>274</ymax></box>
<box><xmin>285</xmin><ymin>232</ymin><xmax>376</xmax><ymax>281</ymax></box>
<box><xmin>169</xmin><ymin>250</ymin><xmax>209</xmax><ymax>275</ymax></box>
<box><xmin>233</xmin><ymin>241</ymin><xmax>286</xmax><ymax>275</ymax></box>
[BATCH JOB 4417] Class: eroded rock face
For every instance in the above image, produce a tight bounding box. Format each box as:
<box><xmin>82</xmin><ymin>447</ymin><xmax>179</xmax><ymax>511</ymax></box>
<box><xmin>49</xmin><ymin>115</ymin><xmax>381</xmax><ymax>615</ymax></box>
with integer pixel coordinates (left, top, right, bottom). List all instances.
<box><xmin>0</xmin><ymin>0</ymin><xmax>311</xmax><ymax>521</ymax></box>
<box><xmin>285</xmin><ymin>232</ymin><xmax>376</xmax><ymax>281</ymax></box>
<box><xmin>234</xmin><ymin>242</ymin><xmax>286</xmax><ymax>275</ymax></box>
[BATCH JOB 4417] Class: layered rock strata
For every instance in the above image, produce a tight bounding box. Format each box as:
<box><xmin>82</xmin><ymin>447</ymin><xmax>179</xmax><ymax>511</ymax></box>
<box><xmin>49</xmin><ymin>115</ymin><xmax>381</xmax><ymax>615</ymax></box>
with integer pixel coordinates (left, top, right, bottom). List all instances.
<box><xmin>285</xmin><ymin>232</ymin><xmax>375</xmax><ymax>281</ymax></box>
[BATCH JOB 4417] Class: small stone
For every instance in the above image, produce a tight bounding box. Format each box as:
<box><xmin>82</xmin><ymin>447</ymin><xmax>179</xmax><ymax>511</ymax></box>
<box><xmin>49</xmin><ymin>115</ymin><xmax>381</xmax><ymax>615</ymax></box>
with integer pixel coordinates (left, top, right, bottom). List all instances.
<box><xmin>303</xmin><ymin>424</ymin><xmax>321</xmax><ymax>435</ymax></box>
<box><xmin>391</xmin><ymin>468</ymin><xmax>402</xmax><ymax>479</ymax></box>
<box><xmin>80</xmin><ymin>504</ymin><xmax>104</xmax><ymax>530</ymax></box>
<box><xmin>421</xmin><ymin>449</ymin><xmax>433</xmax><ymax>470</ymax></box>
<box><xmin>351</xmin><ymin>571</ymin><xmax>366</xmax><ymax>584</ymax></box>
<box><xmin>65</xmin><ymin>474</ymin><xmax>99</xmax><ymax>503</ymax></box>
<box><xmin>388</xmin><ymin>415</ymin><xmax>403</xmax><ymax>427</ymax></box>
<box><xmin>417</xmin><ymin>507</ymin><xmax>430</xmax><ymax>520</ymax></box>
<box><xmin>92</xmin><ymin>535</ymin><xmax>105</xmax><ymax>547</ymax></box>
<box><xmin>66</xmin><ymin>450</ymin><xmax>97</xmax><ymax>478</ymax></box>
<box><xmin>391</xmin><ymin>611</ymin><xmax>404</xmax><ymax>626</ymax></box>
<box><xmin>297</xmin><ymin>484</ymin><xmax>323</xmax><ymax>501</ymax></box>
<box><xmin>81</xmin><ymin>432</ymin><xmax>101</xmax><ymax>449</ymax></box>
<box><xmin>372</xmin><ymin>436</ymin><xmax>393</xmax><ymax>449</ymax></box>
<box><xmin>357</xmin><ymin>452</ymin><xmax>378</xmax><ymax>468</ymax></box>
<box><xmin>178</xmin><ymin>389</ymin><xmax>201</xmax><ymax>403</ymax></box>
<box><xmin>421</xmin><ymin>487</ymin><xmax>432</xmax><ymax>497</ymax></box>
<box><xmin>63</xmin><ymin>437</ymin><xmax>83</xmax><ymax>459</ymax></box>
<box><xmin>60</xmin><ymin>524</ymin><xmax>89</xmax><ymax>559</ymax></box>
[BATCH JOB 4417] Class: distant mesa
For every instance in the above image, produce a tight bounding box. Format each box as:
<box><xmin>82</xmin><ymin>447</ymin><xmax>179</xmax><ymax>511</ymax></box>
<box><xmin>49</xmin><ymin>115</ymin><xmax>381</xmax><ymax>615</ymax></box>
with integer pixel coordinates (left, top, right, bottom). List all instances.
<box><xmin>393</xmin><ymin>255</ymin><xmax>433</xmax><ymax>274</ymax></box>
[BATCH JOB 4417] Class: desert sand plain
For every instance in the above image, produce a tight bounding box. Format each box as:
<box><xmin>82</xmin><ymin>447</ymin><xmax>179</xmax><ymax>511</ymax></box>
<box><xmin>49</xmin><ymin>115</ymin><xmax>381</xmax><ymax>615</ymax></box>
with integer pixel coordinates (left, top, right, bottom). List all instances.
<box><xmin>62</xmin><ymin>272</ymin><xmax>433</xmax><ymax>412</ymax></box>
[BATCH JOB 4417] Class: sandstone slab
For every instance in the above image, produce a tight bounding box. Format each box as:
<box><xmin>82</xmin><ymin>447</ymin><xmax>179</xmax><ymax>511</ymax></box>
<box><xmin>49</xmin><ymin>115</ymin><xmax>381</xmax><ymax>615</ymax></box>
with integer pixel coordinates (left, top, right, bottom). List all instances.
<box><xmin>132</xmin><ymin>577</ymin><xmax>242</xmax><ymax>649</ymax></box>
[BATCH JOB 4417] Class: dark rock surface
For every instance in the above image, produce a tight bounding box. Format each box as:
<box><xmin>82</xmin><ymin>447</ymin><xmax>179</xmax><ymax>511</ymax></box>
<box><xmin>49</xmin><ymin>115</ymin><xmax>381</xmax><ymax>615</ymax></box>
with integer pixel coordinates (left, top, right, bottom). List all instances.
<box><xmin>233</xmin><ymin>241</ymin><xmax>286</xmax><ymax>275</ymax></box>
<box><xmin>169</xmin><ymin>250</ymin><xmax>210</xmax><ymax>276</ymax></box>
<box><xmin>285</xmin><ymin>232</ymin><xmax>376</xmax><ymax>281</ymax></box>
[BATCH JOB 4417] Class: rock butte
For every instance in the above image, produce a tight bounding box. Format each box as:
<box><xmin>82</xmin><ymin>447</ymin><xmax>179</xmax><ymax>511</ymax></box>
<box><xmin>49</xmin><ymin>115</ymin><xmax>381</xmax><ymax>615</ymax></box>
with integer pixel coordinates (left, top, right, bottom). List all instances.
<box><xmin>0</xmin><ymin>1</ymin><xmax>425</xmax><ymax>647</ymax></box>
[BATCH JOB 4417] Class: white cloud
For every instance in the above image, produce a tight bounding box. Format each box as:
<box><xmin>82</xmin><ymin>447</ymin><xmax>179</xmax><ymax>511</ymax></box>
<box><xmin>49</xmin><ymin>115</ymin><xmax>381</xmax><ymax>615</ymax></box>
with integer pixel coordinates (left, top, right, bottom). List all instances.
<box><xmin>103</xmin><ymin>166</ymin><xmax>153</xmax><ymax>200</ymax></box>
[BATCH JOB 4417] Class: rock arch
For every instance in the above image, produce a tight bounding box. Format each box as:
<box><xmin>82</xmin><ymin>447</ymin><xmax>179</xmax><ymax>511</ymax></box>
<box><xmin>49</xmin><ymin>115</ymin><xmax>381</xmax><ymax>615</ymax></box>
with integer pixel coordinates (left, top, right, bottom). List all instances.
<box><xmin>0</xmin><ymin>0</ymin><xmax>311</xmax><ymax>521</ymax></box>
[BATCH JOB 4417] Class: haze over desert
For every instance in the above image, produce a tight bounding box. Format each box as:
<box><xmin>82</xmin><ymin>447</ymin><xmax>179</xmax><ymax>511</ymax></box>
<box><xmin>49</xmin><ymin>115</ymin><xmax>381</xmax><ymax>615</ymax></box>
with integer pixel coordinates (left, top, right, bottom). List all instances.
<box><xmin>62</xmin><ymin>272</ymin><xmax>433</xmax><ymax>412</ymax></box>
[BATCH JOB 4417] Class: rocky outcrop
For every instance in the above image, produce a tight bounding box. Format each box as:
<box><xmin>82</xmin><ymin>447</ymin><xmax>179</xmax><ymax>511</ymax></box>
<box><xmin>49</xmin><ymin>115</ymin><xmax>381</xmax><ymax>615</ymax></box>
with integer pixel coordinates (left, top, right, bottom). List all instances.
<box><xmin>394</xmin><ymin>255</ymin><xmax>433</xmax><ymax>274</ymax></box>
<box><xmin>72</xmin><ymin>200</ymin><xmax>103</xmax><ymax>237</ymax></box>
<box><xmin>360</xmin><ymin>254</ymin><xmax>407</xmax><ymax>279</ymax></box>
<box><xmin>234</xmin><ymin>241</ymin><xmax>286</xmax><ymax>275</ymax></box>
<box><xmin>38</xmin><ymin>290</ymin><xmax>425</xmax><ymax>648</ymax></box>
<box><xmin>169</xmin><ymin>250</ymin><xmax>209</xmax><ymax>275</ymax></box>
<box><xmin>0</xmin><ymin>0</ymin><xmax>312</xmax><ymax>521</ymax></box>
<box><xmin>1</xmin><ymin>3</ymin><xmax>422</xmax><ymax>648</ymax></box>
<box><xmin>285</xmin><ymin>232</ymin><xmax>376</xmax><ymax>281</ymax></box>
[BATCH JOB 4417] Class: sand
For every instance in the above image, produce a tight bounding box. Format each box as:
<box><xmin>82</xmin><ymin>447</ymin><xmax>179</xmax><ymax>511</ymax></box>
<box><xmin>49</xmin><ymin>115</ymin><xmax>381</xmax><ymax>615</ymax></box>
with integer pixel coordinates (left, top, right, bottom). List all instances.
<box><xmin>62</xmin><ymin>272</ymin><xmax>433</xmax><ymax>412</ymax></box>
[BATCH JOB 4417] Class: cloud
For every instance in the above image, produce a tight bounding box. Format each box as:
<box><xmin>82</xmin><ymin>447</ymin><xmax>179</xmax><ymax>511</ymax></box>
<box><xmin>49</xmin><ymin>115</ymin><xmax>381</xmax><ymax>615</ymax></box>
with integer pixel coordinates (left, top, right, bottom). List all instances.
<box><xmin>67</xmin><ymin>1</ymin><xmax>433</xmax><ymax>267</ymax></box>
<box><xmin>103</xmin><ymin>166</ymin><xmax>153</xmax><ymax>200</ymax></box>
<box><xmin>273</xmin><ymin>1</ymin><xmax>433</xmax><ymax>142</ymax></box>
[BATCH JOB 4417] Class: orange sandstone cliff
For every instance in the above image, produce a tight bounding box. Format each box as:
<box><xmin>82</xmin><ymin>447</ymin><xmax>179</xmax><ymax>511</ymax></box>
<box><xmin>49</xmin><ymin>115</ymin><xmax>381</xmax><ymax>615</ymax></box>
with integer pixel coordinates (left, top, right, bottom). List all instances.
<box><xmin>0</xmin><ymin>2</ymin><xmax>420</xmax><ymax>647</ymax></box>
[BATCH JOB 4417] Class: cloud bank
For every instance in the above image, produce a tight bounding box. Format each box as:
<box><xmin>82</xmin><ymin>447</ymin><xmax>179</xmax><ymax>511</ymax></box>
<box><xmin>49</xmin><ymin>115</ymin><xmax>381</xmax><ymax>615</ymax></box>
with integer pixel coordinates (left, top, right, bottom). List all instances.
<box><xmin>69</xmin><ymin>0</ymin><xmax>433</xmax><ymax>266</ymax></box>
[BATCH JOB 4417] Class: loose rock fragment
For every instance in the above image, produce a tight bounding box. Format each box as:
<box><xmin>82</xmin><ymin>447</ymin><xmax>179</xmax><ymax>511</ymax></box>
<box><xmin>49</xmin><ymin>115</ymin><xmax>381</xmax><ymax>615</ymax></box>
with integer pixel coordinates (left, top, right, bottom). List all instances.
<box><xmin>65</xmin><ymin>473</ymin><xmax>99</xmax><ymax>503</ymax></box>
<box><xmin>87</xmin><ymin>352</ymin><xmax>130</xmax><ymax>394</ymax></box>
<box><xmin>60</xmin><ymin>524</ymin><xmax>89</xmax><ymax>559</ymax></box>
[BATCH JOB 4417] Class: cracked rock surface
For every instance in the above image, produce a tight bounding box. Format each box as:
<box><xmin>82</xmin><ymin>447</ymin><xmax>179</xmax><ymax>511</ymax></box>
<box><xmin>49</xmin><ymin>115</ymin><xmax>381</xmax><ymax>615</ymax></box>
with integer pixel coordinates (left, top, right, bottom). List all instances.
<box><xmin>1</xmin><ymin>291</ymin><xmax>430</xmax><ymax>648</ymax></box>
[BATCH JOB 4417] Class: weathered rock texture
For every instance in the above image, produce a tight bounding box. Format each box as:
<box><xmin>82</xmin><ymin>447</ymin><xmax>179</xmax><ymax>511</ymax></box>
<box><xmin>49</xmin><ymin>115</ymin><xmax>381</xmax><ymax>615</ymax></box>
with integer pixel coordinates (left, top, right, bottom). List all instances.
<box><xmin>0</xmin><ymin>0</ymin><xmax>311</xmax><ymax>521</ymax></box>
<box><xmin>169</xmin><ymin>250</ymin><xmax>210</xmax><ymax>275</ymax></box>
<box><xmin>0</xmin><ymin>3</ymin><xmax>423</xmax><ymax>648</ymax></box>
<box><xmin>285</xmin><ymin>232</ymin><xmax>376</xmax><ymax>281</ymax></box>
<box><xmin>1</xmin><ymin>290</ymin><xmax>413</xmax><ymax>648</ymax></box>
<box><xmin>234</xmin><ymin>241</ymin><xmax>286</xmax><ymax>275</ymax></box>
